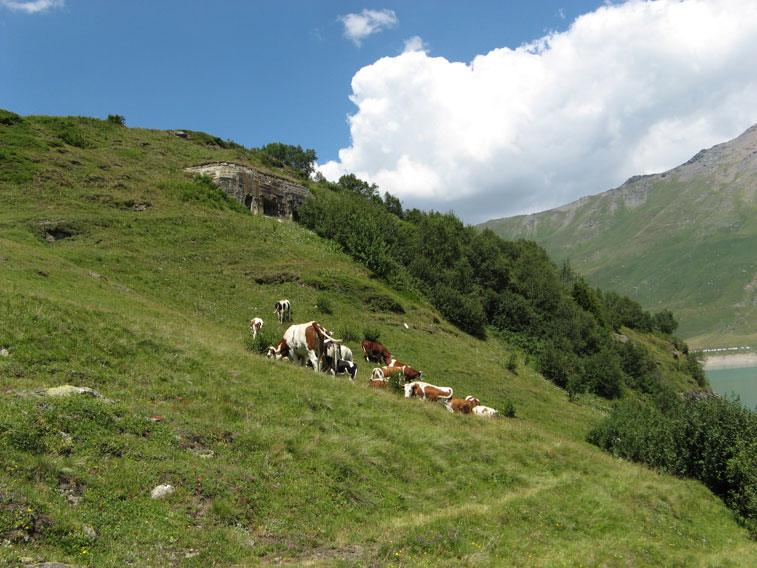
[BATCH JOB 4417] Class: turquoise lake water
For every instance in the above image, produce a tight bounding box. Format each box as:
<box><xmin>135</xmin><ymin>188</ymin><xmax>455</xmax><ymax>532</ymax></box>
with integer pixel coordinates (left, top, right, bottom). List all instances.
<box><xmin>705</xmin><ymin>366</ymin><xmax>757</xmax><ymax>411</ymax></box>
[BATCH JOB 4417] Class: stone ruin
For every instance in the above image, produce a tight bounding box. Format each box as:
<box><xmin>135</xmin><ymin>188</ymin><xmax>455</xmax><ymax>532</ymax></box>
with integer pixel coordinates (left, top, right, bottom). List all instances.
<box><xmin>184</xmin><ymin>162</ymin><xmax>311</xmax><ymax>220</ymax></box>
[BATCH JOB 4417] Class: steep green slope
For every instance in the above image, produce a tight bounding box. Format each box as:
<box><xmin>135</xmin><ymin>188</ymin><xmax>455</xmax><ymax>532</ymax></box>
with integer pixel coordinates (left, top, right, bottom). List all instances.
<box><xmin>1</xmin><ymin>112</ymin><xmax>755</xmax><ymax>567</ymax></box>
<box><xmin>480</xmin><ymin>125</ymin><xmax>757</xmax><ymax>348</ymax></box>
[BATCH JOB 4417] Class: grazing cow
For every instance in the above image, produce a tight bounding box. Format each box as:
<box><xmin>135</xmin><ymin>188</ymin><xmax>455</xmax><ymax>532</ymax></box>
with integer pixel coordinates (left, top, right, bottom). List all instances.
<box><xmin>249</xmin><ymin>317</ymin><xmax>264</xmax><ymax>339</ymax></box>
<box><xmin>266</xmin><ymin>321</ymin><xmax>330</xmax><ymax>369</ymax></box>
<box><xmin>371</xmin><ymin>365</ymin><xmax>403</xmax><ymax>381</ymax></box>
<box><xmin>368</xmin><ymin>377</ymin><xmax>388</xmax><ymax>388</ymax></box>
<box><xmin>443</xmin><ymin>397</ymin><xmax>474</xmax><ymax>414</ymax></box>
<box><xmin>331</xmin><ymin>359</ymin><xmax>358</xmax><ymax>381</ymax></box>
<box><xmin>361</xmin><ymin>340</ymin><xmax>391</xmax><ymax>364</ymax></box>
<box><xmin>403</xmin><ymin>381</ymin><xmax>453</xmax><ymax>402</ymax></box>
<box><xmin>273</xmin><ymin>299</ymin><xmax>291</xmax><ymax>324</ymax></box>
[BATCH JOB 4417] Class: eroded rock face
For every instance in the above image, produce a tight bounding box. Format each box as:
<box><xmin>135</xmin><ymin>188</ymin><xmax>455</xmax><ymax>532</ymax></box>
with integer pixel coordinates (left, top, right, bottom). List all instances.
<box><xmin>184</xmin><ymin>162</ymin><xmax>311</xmax><ymax>219</ymax></box>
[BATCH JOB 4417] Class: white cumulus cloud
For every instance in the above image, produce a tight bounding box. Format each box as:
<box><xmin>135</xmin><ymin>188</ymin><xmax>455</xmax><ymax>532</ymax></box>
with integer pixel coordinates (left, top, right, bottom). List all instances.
<box><xmin>0</xmin><ymin>0</ymin><xmax>63</xmax><ymax>13</ymax></box>
<box><xmin>322</xmin><ymin>0</ymin><xmax>757</xmax><ymax>223</ymax></box>
<box><xmin>339</xmin><ymin>8</ymin><xmax>398</xmax><ymax>47</ymax></box>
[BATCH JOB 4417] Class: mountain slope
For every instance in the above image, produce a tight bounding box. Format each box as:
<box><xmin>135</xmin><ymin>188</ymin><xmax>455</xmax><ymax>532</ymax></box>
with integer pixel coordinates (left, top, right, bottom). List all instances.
<box><xmin>480</xmin><ymin>124</ymin><xmax>757</xmax><ymax>348</ymax></box>
<box><xmin>1</xmin><ymin>112</ymin><xmax>755</xmax><ymax>566</ymax></box>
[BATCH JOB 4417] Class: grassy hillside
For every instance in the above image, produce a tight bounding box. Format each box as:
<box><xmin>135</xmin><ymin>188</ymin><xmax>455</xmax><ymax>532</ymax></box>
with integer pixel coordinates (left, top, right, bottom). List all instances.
<box><xmin>1</xmin><ymin>112</ymin><xmax>755</xmax><ymax>567</ymax></box>
<box><xmin>480</xmin><ymin>125</ymin><xmax>757</xmax><ymax>349</ymax></box>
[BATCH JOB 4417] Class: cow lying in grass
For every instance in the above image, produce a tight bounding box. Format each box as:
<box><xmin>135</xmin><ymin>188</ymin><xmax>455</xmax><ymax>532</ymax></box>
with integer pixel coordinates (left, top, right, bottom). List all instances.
<box><xmin>404</xmin><ymin>381</ymin><xmax>453</xmax><ymax>402</ymax></box>
<box><xmin>465</xmin><ymin>396</ymin><xmax>499</xmax><ymax>418</ymax></box>
<box><xmin>443</xmin><ymin>397</ymin><xmax>474</xmax><ymax>414</ymax></box>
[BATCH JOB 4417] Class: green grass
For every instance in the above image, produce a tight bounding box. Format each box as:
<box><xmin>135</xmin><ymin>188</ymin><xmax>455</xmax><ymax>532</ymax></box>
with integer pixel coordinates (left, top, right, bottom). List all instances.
<box><xmin>1</xmin><ymin>112</ymin><xmax>755</xmax><ymax>566</ymax></box>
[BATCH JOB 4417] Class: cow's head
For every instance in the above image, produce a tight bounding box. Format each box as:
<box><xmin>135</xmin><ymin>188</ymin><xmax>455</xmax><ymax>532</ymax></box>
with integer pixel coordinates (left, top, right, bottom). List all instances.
<box><xmin>465</xmin><ymin>396</ymin><xmax>481</xmax><ymax>407</ymax></box>
<box><xmin>404</xmin><ymin>382</ymin><xmax>418</xmax><ymax>398</ymax></box>
<box><xmin>266</xmin><ymin>346</ymin><xmax>277</xmax><ymax>359</ymax></box>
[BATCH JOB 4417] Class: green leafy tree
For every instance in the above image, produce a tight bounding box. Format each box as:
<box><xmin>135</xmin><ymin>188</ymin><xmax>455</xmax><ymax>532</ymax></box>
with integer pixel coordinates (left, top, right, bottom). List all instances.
<box><xmin>261</xmin><ymin>142</ymin><xmax>317</xmax><ymax>177</ymax></box>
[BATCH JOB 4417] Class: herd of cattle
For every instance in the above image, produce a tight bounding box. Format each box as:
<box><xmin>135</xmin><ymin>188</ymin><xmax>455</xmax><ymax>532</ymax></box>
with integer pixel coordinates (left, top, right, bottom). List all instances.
<box><xmin>249</xmin><ymin>299</ymin><xmax>500</xmax><ymax>418</ymax></box>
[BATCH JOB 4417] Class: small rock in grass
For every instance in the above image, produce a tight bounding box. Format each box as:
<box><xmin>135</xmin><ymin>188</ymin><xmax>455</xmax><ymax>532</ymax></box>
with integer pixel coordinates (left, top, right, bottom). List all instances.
<box><xmin>150</xmin><ymin>484</ymin><xmax>174</xmax><ymax>499</ymax></box>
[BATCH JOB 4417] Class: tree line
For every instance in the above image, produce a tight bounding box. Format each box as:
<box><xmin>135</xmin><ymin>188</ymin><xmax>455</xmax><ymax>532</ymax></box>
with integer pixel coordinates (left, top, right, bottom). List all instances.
<box><xmin>296</xmin><ymin>174</ymin><xmax>701</xmax><ymax>401</ymax></box>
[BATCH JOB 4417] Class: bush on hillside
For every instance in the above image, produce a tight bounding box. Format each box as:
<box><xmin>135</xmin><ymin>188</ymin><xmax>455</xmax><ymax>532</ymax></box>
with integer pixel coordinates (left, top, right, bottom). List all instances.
<box><xmin>0</xmin><ymin>109</ymin><xmax>22</xmax><ymax>126</ymax></box>
<box><xmin>107</xmin><ymin>114</ymin><xmax>125</xmax><ymax>126</ymax></box>
<box><xmin>363</xmin><ymin>326</ymin><xmax>381</xmax><ymax>343</ymax></box>
<box><xmin>315</xmin><ymin>294</ymin><xmax>333</xmax><ymax>315</ymax></box>
<box><xmin>587</xmin><ymin>395</ymin><xmax>757</xmax><ymax>528</ymax></box>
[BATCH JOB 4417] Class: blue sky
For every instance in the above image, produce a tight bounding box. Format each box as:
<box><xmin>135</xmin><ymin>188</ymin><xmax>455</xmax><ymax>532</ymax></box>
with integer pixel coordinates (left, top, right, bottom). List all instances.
<box><xmin>3</xmin><ymin>1</ymin><xmax>757</xmax><ymax>222</ymax></box>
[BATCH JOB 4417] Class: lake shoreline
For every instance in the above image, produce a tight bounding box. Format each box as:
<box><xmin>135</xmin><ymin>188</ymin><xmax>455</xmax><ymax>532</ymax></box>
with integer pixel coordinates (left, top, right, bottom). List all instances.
<box><xmin>703</xmin><ymin>353</ymin><xmax>757</xmax><ymax>370</ymax></box>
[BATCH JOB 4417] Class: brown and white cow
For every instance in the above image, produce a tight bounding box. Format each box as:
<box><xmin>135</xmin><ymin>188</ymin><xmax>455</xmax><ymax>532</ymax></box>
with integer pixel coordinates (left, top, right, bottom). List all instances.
<box><xmin>465</xmin><ymin>396</ymin><xmax>499</xmax><ymax>418</ymax></box>
<box><xmin>443</xmin><ymin>397</ymin><xmax>474</xmax><ymax>414</ymax></box>
<box><xmin>361</xmin><ymin>340</ymin><xmax>391</xmax><ymax>364</ymax></box>
<box><xmin>249</xmin><ymin>317</ymin><xmax>264</xmax><ymax>339</ymax></box>
<box><xmin>472</xmin><ymin>405</ymin><xmax>499</xmax><ymax>418</ymax></box>
<box><xmin>368</xmin><ymin>377</ymin><xmax>388</xmax><ymax>388</ymax></box>
<box><xmin>400</xmin><ymin>365</ymin><xmax>422</xmax><ymax>382</ymax></box>
<box><xmin>403</xmin><ymin>381</ymin><xmax>453</xmax><ymax>402</ymax></box>
<box><xmin>273</xmin><ymin>299</ymin><xmax>291</xmax><ymax>324</ymax></box>
<box><xmin>266</xmin><ymin>321</ymin><xmax>330</xmax><ymax>369</ymax></box>
<box><xmin>371</xmin><ymin>365</ymin><xmax>404</xmax><ymax>381</ymax></box>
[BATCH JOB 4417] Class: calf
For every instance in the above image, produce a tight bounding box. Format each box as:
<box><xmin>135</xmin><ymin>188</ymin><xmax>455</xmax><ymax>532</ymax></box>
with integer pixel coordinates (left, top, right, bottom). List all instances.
<box><xmin>273</xmin><ymin>299</ymin><xmax>291</xmax><ymax>324</ymax></box>
<box><xmin>443</xmin><ymin>397</ymin><xmax>474</xmax><ymax>414</ymax></box>
<box><xmin>320</xmin><ymin>338</ymin><xmax>346</xmax><ymax>373</ymax></box>
<box><xmin>331</xmin><ymin>359</ymin><xmax>358</xmax><ymax>381</ymax></box>
<box><xmin>249</xmin><ymin>317</ymin><xmax>264</xmax><ymax>339</ymax></box>
<box><xmin>403</xmin><ymin>381</ymin><xmax>453</xmax><ymax>402</ymax></box>
<box><xmin>361</xmin><ymin>340</ymin><xmax>391</xmax><ymax>364</ymax></box>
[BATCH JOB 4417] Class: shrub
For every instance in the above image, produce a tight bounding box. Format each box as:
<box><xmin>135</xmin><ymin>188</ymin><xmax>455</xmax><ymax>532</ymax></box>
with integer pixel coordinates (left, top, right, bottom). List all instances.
<box><xmin>363</xmin><ymin>327</ymin><xmax>381</xmax><ymax>343</ymax></box>
<box><xmin>336</xmin><ymin>326</ymin><xmax>360</xmax><ymax>343</ymax></box>
<box><xmin>316</xmin><ymin>295</ymin><xmax>333</xmax><ymax>315</ymax></box>
<box><xmin>505</xmin><ymin>352</ymin><xmax>518</xmax><ymax>374</ymax></box>
<box><xmin>500</xmin><ymin>399</ymin><xmax>516</xmax><ymax>418</ymax></box>
<box><xmin>587</xmin><ymin>395</ymin><xmax>757</xmax><ymax>528</ymax></box>
<box><xmin>0</xmin><ymin>109</ymin><xmax>22</xmax><ymax>126</ymax></box>
<box><xmin>246</xmin><ymin>327</ymin><xmax>280</xmax><ymax>355</ymax></box>
<box><xmin>59</xmin><ymin>127</ymin><xmax>92</xmax><ymax>149</ymax></box>
<box><xmin>107</xmin><ymin>114</ymin><xmax>125</xmax><ymax>126</ymax></box>
<box><xmin>364</xmin><ymin>293</ymin><xmax>404</xmax><ymax>314</ymax></box>
<box><xmin>387</xmin><ymin>373</ymin><xmax>404</xmax><ymax>394</ymax></box>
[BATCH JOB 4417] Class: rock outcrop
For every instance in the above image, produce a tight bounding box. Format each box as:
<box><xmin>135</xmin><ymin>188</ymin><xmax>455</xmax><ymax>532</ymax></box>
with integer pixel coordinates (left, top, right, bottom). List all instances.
<box><xmin>184</xmin><ymin>162</ymin><xmax>311</xmax><ymax>219</ymax></box>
